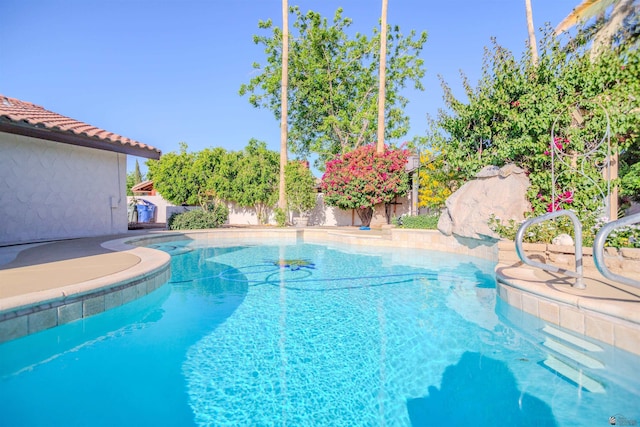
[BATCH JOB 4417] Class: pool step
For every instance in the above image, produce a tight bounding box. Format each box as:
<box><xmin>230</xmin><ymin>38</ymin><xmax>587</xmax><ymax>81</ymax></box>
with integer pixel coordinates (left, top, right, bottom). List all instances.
<box><xmin>539</xmin><ymin>324</ymin><xmax>607</xmax><ymax>393</ymax></box>
<box><xmin>543</xmin><ymin>338</ymin><xmax>605</xmax><ymax>369</ymax></box>
<box><xmin>541</xmin><ymin>325</ymin><xmax>605</xmax><ymax>369</ymax></box>
<box><xmin>543</xmin><ymin>355</ymin><xmax>606</xmax><ymax>393</ymax></box>
<box><xmin>542</xmin><ymin>325</ymin><xmax>603</xmax><ymax>352</ymax></box>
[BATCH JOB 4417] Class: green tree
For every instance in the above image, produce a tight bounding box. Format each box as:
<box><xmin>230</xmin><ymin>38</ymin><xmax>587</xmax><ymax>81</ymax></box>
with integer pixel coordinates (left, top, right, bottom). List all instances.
<box><xmin>146</xmin><ymin>142</ymin><xmax>199</xmax><ymax>205</ymax></box>
<box><xmin>227</xmin><ymin>139</ymin><xmax>280</xmax><ymax>224</ymax></box>
<box><xmin>146</xmin><ymin>141</ymin><xmax>279</xmax><ymax>223</ymax></box>
<box><xmin>133</xmin><ymin>159</ymin><xmax>143</xmax><ymax>185</ymax></box>
<box><xmin>126</xmin><ymin>160</ymin><xmax>145</xmax><ymax>196</ymax></box>
<box><xmin>240</xmin><ymin>7</ymin><xmax>427</xmax><ymax>166</ymax></box>
<box><xmin>285</xmin><ymin>161</ymin><xmax>317</xmax><ymax>217</ymax></box>
<box><xmin>192</xmin><ymin>147</ymin><xmax>230</xmax><ymax>206</ymax></box>
<box><xmin>555</xmin><ymin>0</ymin><xmax>639</xmax><ymax>213</ymax></box>
<box><xmin>320</xmin><ymin>144</ymin><xmax>409</xmax><ymax>226</ymax></box>
<box><xmin>126</xmin><ymin>172</ymin><xmax>136</xmax><ymax>196</ymax></box>
<box><xmin>555</xmin><ymin>0</ymin><xmax>638</xmax><ymax>60</ymax></box>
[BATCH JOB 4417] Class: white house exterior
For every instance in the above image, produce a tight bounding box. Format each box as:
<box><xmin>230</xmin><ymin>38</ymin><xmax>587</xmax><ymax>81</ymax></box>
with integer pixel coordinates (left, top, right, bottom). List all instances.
<box><xmin>0</xmin><ymin>95</ymin><xmax>161</xmax><ymax>245</ymax></box>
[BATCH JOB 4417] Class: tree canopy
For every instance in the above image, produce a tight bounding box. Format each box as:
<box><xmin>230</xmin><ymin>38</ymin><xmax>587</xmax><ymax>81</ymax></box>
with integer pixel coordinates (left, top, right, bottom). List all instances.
<box><xmin>231</xmin><ymin>139</ymin><xmax>280</xmax><ymax>224</ymax></box>
<box><xmin>146</xmin><ymin>141</ymin><xmax>280</xmax><ymax>223</ymax></box>
<box><xmin>429</xmin><ymin>27</ymin><xmax>639</xmax><ymax>222</ymax></box>
<box><xmin>146</xmin><ymin>142</ymin><xmax>199</xmax><ymax>206</ymax></box>
<box><xmin>126</xmin><ymin>160</ymin><xmax>145</xmax><ymax>196</ymax></box>
<box><xmin>240</xmin><ymin>7</ymin><xmax>427</xmax><ymax>167</ymax></box>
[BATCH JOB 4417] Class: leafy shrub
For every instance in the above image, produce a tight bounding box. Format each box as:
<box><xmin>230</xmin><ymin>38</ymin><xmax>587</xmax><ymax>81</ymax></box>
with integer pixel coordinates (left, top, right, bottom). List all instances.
<box><xmin>489</xmin><ymin>215</ymin><xmax>577</xmax><ymax>244</ymax></box>
<box><xmin>285</xmin><ymin>161</ymin><xmax>317</xmax><ymax>216</ymax></box>
<box><xmin>395</xmin><ymin>213</ymin><xmax>440</xmax><ymax>229</ymax></box>
<box><xmin>589</xmin><ymin>217</ymin><xmax>640</xmax><ymax>249</ymax></box>
<box><xmin>274</xmin><ymin>207</ymin><xmax>287</xmax><ymax>227</ymax></box>
<box><xmin>168</xmin><ymin>204</ymin><xmax>228</xmax><ymax>230</ymax></box>
<box><xmin>488</xmin><ymin>213</ymin><xmax>640</xmax><ymax>248</ymax></box>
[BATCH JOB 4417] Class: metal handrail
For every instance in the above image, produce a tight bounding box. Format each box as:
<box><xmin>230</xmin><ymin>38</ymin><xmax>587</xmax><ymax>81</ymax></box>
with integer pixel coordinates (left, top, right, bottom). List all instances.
<box><xmin>515</xmin><ymin>210</ymin><xmax>584</xmax><ymax>289</ymax></box>
<box><xmin>593</xmin><ymin>213</ymin><xmax>640</xmax><ymax>288</ymax></box>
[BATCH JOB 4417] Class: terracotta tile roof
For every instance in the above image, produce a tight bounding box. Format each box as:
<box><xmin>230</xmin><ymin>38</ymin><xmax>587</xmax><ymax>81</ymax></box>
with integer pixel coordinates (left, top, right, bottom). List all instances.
<box><xmin>131</xmin><ymin>180</ymin><xmax>154</xmax><ymax>193</ymax></box>
<box><xmin>0</xmin><ymin>94</ymin><xmax>161</xmax><ymax>159</ymax></box>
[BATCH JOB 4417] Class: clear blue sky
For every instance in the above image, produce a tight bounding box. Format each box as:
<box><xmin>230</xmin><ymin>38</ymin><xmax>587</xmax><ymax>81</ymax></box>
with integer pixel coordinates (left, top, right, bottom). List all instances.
<box><xmin>1</xmin><ymin>0</ymin><xmax>572</xmax><ymax>172</ymax></box>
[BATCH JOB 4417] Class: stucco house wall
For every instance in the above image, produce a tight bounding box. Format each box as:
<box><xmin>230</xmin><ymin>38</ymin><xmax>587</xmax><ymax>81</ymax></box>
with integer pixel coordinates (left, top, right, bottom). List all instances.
<box><xmin>0</xmin><ymin>132</ymin><xmax>128</xmax><ymax>244</ymax></box>
<box><xmin>0</xmin><ymin>94</ymin><xmax>160</xmax><ymax>245</ymax></box>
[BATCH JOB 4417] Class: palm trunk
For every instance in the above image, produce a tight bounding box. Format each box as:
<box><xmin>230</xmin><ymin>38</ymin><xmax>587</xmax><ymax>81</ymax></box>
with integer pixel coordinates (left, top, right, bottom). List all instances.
<box><xmin>525</xmin><ymin>0</ymin><xmax>538</xmax><ymax>66</ymax></box>
<box><xmin>376</xmin><ymin>0</ymin><xmax>388</xmax><ymax>154</ymax></box>
<box><xmin>279</xmin><ymin>0</ymin><xmax>289</xmax><ymax>210</ymax></box>
<box><xmin>590</xmin><ymin>0</ymin><xmax>635</xmax><ymax>60</ymax></box>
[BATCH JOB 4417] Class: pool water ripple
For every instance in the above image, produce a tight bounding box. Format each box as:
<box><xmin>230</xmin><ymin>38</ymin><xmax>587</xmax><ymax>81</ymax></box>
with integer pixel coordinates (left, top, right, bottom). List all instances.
<box><xmin>175</xmin><ymin>242</ymin><xmax>634</xmax><ymax>426</ymax></box>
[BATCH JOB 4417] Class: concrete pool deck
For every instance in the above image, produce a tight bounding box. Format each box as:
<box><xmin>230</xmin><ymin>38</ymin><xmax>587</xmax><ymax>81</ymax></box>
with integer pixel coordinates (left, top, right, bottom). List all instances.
<box><xmin>0</xmin><ymin>231</ymin><xmax>171</xmax><ymax>342</ymax></box>
<box><xmin>0</xmin><ymin>236</ymin><xmax>142</xmax><ymax>298</ymax></box>
<box><xmin>0</xmin><ymin>228</ymin><xmax>638</xmax><ymax>355</ymax></box>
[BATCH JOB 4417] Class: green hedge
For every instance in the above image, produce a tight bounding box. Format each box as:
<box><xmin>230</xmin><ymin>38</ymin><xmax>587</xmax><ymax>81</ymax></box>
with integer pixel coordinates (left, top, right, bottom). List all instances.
<box><xmin>168</xmin><ymin>204</ymin><xmax>228</xmax><ymax>230</ymax></box>
<box><xmin>395</xmin><ymin>213</ymin><xmax>439</xmax><ymax>229</ymax></box>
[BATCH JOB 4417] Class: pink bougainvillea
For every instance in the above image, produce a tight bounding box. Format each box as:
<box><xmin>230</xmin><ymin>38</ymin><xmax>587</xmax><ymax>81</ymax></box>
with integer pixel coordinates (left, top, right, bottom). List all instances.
<box><xmin>544</xmin><ymin>137</ymin><xmax>570</xmax><ymax>156</ymax></box>
<box><xmin>546</xmin><ymin>190</ymin><xmax>574</xmax><ymax>212</ymax></box>
<box><xmin>320</xmin><ymin>144</ymin><xmax>410</xmax><ymax>226</ymax></box>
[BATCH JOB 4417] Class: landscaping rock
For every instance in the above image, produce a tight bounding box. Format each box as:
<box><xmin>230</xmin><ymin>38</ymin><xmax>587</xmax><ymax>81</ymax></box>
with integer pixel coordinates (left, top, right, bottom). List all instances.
<box><xmin>552</xmin><ymin>233</ymin><xmax>574</xmax><ymax>246</ymax></box>
<box><xmin>438</xmin><ymin>164</ymin><xmax>530</xmax><ymax>240</ymax></box>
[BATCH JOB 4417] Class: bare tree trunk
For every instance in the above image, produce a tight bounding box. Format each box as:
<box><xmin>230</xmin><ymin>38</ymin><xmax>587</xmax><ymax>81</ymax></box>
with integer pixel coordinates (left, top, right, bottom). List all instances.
<box><xmin>606</xmin><ymin>150</ymin><xmax>619</xmax><ymax>220</ymax></box>
<box><xmin>279</xmin><ymin>0</ymin><xmax>289</xmax><ymax>210</ymax></box>
<box><xmin>376</xmin><ymin>0</ymin><xmax>388</xmax><ymax>154</ymax></box>
<box><xmin>356</xmin><ymin>207</ymin><xmax>374</xmax><ymax>227</ymax></box>
<box><xmin>525</xmin><ymin>0</ymin><xmax>538</xmax><ymax>66</ymax></box>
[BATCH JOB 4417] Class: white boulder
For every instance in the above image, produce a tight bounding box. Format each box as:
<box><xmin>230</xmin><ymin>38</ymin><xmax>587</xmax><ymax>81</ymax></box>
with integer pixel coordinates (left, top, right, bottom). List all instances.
<box><xmin>552</xmin><ymin>233</ymin><xmax>574</xmax><ymax>246</ymax></box>
<box><xmin>438</xmin><ymin>164</ymin><xmax>531</xmax><ymax>240</ymax></box>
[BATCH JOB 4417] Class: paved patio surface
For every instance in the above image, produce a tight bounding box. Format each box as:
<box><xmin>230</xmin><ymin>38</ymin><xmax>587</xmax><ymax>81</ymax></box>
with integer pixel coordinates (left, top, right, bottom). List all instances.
<box><xmin>0</xmin><ymin>227</ymin><xmax>380</xmax><ymax>299</ymax></box>
<box><xmin>0</xmin><ymin>234</ymin><xmax>144</xmax><ymax>299</ymax></box>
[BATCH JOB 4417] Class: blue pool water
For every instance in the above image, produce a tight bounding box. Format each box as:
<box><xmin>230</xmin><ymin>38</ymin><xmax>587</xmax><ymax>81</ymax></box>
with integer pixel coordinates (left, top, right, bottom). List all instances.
<box><xmin>1</xmin><ymin>240</ymin><xmax>639</xmax><ymax>426</ymax></box>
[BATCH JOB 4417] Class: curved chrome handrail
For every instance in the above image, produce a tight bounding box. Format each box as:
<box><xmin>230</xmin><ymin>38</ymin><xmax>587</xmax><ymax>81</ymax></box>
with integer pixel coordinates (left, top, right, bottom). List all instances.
<box><xmin>515</xmin><ymin>210</ymin><xmax>584</xmax><ymax>289</ymax></box>
<box><xmin>593</xmin><ymin>213</ymin><xmax>640</xmax><ymax>288</ymax></box>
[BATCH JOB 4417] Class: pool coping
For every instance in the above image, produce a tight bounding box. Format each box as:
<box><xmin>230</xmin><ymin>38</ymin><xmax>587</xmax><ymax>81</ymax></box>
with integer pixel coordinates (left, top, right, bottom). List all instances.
<box><xmin>0</xmin><ymin>238</ymin><xmax>171</xmax><ymax>342</ymax></box>
<box><xmin>495</xmin><ymin>262</ymin><xmax>640</xmax><ymax>355</ymax></box>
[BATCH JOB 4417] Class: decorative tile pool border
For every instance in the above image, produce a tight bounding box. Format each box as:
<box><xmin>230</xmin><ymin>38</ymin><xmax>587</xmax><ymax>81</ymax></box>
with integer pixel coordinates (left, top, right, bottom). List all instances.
<box><xmin>496</xmin><ymin>277</ymin><xmax>640</xmax><ymax>356</ymax></box>
<box><xmin>0</xmin><ymin>264</ymin><xmax>169</xmax><ymax>343</ymax></box>
<box><xmin>0</xmin><ymin>241</ymin><xmax>171</xmax><ymax>343</ymax></box>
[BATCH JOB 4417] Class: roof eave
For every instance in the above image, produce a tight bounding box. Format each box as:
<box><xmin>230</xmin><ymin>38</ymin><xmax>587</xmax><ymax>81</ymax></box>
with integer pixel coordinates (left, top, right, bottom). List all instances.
<box><xmin>0</xmin><ymin>120</ymin><xmax>161</xmax><ymax>160</ymax></box>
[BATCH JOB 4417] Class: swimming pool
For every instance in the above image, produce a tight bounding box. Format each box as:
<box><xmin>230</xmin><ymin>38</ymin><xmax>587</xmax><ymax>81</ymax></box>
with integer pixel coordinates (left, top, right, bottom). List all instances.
<box><xmin>0</xmin><ymin>240</ymin><xmax>638</xmax><ymax>426</ymax></box>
